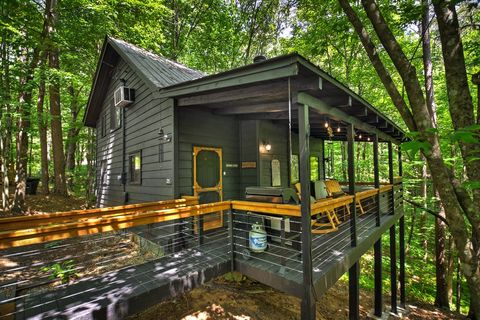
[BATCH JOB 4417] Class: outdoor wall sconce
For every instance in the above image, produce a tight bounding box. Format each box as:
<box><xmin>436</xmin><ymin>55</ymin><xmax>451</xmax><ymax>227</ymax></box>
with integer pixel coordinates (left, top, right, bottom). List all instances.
<box><xmin>260</xmin><ymin>141</ymin><xmax>272</xmax><ymax>153</ymax></box>
<box><xmin>158</xmin><ymin>128</ymin><xmax>172</xmax><ymax>143</ymax></box>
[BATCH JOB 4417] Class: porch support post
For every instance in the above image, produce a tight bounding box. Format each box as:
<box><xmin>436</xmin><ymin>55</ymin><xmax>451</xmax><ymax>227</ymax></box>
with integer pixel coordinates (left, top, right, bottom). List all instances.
<box><xmin>390</xmin><ymin>224</ymin><xmax>397</xmax><ymax>314</ymax></box>
<box><xmin>398</xmin><ymin>148</ymin><xmax>406</xmax><ymax>307</ymax></box>
<box><xmin>374</xmin><ymin>135</ymin><xmax>380</xmax><ymax>227</ymax></box>
<box><xmin>321</xmin><ymin>139</ymin><xmax>326</xmax><ymax>179</ymax></box>
<box><xmin>388</xmin><ymin>141</ymin><xmax>395</xmax><ymax>216</ymax></box>
<box><xmin>373</xmin><ymin>134</ymin><xmax>383</xmax><ymax>317</ymax></box>
<box><xmin>298</xmin><ymin>103</ymin><xmax>315</xmax><ymax>320</ymax></box>
<box><xmin>388</xmin><ymin>141</ymin><xmax>397</xmax><ymax>314</ymax></box>
<box><xmin>347</xmin><ymin>123</ymin><xmax>359</xmax><ymax>320</ymax></box>
<box><xmin>347</xmin><ymin>124</ymin><xmax>357</xmax><ymax>246</ymax></box>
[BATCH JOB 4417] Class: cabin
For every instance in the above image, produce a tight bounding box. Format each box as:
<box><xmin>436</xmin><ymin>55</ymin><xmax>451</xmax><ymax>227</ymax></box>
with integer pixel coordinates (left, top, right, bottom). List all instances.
<box><xmin>0</xmin><ymin>36</ymin><xmax>406</xmax><ymax>320</ymax></box>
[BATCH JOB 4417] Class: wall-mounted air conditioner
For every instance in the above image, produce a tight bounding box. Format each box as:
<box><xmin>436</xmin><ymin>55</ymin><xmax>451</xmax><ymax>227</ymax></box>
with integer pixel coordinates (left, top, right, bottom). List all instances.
<box><xmin>114</xmin><ymin>86</ymin><xmax>135</xmax><ymax>108</ymax></box>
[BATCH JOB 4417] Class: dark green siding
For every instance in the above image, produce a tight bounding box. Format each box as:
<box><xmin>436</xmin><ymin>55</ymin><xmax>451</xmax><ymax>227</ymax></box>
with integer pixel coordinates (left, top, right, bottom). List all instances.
<box><xmin>177</xmin><ymin>108</ymin><xmax>241</xmax><ymax>200</ymax></box>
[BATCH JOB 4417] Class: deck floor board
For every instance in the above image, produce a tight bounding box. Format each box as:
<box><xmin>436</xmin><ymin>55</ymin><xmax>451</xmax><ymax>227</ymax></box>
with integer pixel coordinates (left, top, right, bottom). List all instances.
<box><xmin>15</xmin><ymin>240</ymin><xmax>230</xmax><ymax>320</ymax></box>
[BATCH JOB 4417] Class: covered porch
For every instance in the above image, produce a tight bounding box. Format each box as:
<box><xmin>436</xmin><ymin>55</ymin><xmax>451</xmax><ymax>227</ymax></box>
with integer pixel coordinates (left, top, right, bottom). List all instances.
<box><xmin>164</xmin><ymin>53</ymin><xmax>406</xmax><ymax>319</ymax></box>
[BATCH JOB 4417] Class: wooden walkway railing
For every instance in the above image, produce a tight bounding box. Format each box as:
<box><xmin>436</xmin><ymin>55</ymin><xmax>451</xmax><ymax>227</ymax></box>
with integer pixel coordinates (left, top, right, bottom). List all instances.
<box><xmin>0</xmin><ymin>186</ymin><xmax>393</xmax><ymax>249</ymax></box>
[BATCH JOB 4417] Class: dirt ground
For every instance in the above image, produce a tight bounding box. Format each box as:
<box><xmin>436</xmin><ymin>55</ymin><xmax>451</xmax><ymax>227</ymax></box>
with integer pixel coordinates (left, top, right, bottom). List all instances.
<box><xmin>1</xmin><ymin>195</ymin><xmax>468</xmax><ymax>320</ymax></box>
<box><xmin>128</xmin><ymin>276</ymin><xmax>466</xmax><ymax>320</ymax></box>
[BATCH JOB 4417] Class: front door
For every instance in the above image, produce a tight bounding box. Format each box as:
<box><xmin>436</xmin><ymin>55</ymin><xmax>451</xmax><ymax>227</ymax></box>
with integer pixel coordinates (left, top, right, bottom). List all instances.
<box><xmin>193</xmin><ymin>146</ymin><xmax>223</xmax><ymax>231</ymax></box>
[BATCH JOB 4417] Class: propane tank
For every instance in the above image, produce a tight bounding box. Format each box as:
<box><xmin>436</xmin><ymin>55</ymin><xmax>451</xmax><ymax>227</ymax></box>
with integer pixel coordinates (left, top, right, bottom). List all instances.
<box><xmin>249</xmin><ymin>222</ymin><xmax>267</xmax><ymax>252</ymax></box>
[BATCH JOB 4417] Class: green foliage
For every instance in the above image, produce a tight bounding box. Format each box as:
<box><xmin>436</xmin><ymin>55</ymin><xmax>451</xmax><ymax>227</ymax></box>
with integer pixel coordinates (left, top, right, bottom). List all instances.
<box><xmin>223</xmin><ymin>271</ymin><xmax>246</xmax><ymax>283</ymax></box>
<box><xmin>41</xmin><ymin>259</ymin><xmax>79</xmax><ymax>284</ymax></box>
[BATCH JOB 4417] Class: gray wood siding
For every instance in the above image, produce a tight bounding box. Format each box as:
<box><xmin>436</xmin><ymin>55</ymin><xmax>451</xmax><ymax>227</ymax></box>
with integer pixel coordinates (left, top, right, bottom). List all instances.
<box><xmin>95</xmin><ymin>59</ymin><xmax>175</xmax><ymax>207</ymax></box>
<box><xmin>177</xmin><ymin>108</ymin><xmax>240</xmax><ymax>200</ymax></box>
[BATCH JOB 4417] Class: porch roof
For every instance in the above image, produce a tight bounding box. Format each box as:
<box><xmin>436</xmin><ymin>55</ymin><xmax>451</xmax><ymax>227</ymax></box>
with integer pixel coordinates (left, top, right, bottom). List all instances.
<box><xmin>159</xmin><ymin>53</ymin><xmax>406</xmax><ymax>144</ymax></box>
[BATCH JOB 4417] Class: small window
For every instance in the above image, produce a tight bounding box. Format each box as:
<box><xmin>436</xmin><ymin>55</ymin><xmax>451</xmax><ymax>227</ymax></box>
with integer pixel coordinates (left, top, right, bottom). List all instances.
<box><xmin>101</xmin><ymin>113</ymin><xmax>107</xmax><ymax>137</ymax></box>
<box><xmin>129</xmin><ymin>151</ymin><xmax>141</xmax><ymax>184</ymax></box>
<box><xmin>100</xmin><ymin>160</ymin><xmax>107</xmax><ymax>186</ymax></box>
<box><xmin>310</xmin><ymin>156</ymin><xmax>319</xmax><ymax>181</ymax></box>
<box><xmin>290</xmin><ymin>154</ymin><xmax>299</xmax><ymax>183</ymax></box>
<box><xmin>110</xmin><ymin>104</ymin><xmax>122</xmax><ymax>130</ymax></box>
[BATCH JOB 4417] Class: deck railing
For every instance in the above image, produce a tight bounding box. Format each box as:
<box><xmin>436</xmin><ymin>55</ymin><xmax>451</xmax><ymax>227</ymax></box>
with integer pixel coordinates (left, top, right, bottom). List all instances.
<box><xmin>0</xmin><ymin>181</ymin><xmax>403</xmax><ymax>318</ymax></box>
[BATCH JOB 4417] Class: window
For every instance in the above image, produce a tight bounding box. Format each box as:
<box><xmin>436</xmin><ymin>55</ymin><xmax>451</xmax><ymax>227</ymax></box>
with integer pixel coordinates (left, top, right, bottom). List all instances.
<box><xmin>290</xmin><ymin>154</ymin><xmax>299</xmax><ymax>183</ymax></box>
<box><xmin>111</xmin><ymin>104</ymin><xmax>122</xmax><ymax>130</ymax></box>
<box><xmin>310</xmin><ymin>156</ymin><xmax>319</xmax><ymax>181</ymax></box>
<box><xmin>129</xmin><ymin>151</ymin><xmax>141</xmax><ymax>184</ymax></box>
<box><xmin>101</xmin><ymin>113</ymin><xmax>107</xmax><ymax>137</ymax></box>
<box><xmin>100</xmin><ymin>160</ymin><xmax>107</xmax><ymax>186</ymax></box>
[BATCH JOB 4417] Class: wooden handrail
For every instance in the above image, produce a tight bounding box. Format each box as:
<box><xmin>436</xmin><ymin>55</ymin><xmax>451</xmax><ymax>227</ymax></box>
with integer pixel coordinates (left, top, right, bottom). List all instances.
<box><xmin>0</xmin><ymin>197</ymin><xmax>198</xmax><ymax>232</ymax></box>
<box><xmin>0</xmin><ymin>201</ymin><xmax>227</xmax><ymax>249</ymax></box>
<box><xmin>0</xmin><ymin>185</ymin><xmax>397</xmax><ymax>249</ymax></box>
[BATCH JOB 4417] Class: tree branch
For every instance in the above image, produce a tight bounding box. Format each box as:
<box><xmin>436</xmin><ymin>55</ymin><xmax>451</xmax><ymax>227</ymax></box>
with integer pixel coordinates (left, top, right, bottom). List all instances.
<box><xmin>337</xmin><ymin>0</ymin><xmax>417</xmax><ymax>131</ymax></box>
<box><xmin>361</xmin><ymin>0</ymin><xmax>432</xmax><ymax>132</ymax></box>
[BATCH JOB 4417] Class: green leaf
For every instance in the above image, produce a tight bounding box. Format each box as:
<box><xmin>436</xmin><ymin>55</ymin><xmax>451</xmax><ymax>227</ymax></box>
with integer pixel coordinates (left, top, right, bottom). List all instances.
<box><xmin>401</xmin><ymin>140</ymin><xmax>432</xmax><ymax>157</ymax></box>
<box><xmin>462</xmin><ymin>181</ymin><xmax>480</xmax><ymax>190</ymax></box>
<box><xmin>450</xmin><ymin>131</ymin><xmax>479</xmax><ymax>144</ymax></box>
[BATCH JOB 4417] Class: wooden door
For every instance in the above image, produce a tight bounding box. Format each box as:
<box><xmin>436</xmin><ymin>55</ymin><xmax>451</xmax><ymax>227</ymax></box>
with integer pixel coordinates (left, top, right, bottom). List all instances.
<box><xmin>193</xmin><ymin>146</ymin><xmax>223</xmax><ymax>230</ymax></box>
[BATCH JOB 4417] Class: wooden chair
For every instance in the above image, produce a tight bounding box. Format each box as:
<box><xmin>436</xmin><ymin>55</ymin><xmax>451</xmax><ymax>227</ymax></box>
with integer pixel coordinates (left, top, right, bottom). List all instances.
<box><xmin>325</xmin><ymin>179</ymin><xmax>375</xmax><ymax>216</ymax></box>
<box><xmin>311</xmin><ymin>196</ymin><xmax>353</xmax><ymax>234</ymax></box>
<box><xmin>294</xmin><ymin>182</ymin><xmax>341</xmax><ymax>234</ymax></box>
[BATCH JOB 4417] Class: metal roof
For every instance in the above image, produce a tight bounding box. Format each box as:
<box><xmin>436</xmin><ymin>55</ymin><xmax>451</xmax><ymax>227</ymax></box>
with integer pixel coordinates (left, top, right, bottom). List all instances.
<box><xmin>83</xmin><ymin>36</ymin><xmax>204</xmax><ymax>127</ymax></box>
<box><xmin>108</xmin><ymin>37</ymin><xmax>204</xmax><ymax>89</ymax></box>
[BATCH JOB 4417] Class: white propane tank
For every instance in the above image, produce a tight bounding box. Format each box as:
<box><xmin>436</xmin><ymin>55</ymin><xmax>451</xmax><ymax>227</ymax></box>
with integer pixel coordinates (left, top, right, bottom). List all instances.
<box><xmin>249</xmin><ymin>222</ymin><xmax>267</xmax><ymax>252</ymax></box>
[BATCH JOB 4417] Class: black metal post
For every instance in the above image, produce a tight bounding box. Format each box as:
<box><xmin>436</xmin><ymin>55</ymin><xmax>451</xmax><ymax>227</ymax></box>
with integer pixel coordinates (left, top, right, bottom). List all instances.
<box><xmin>374</xmin><ymin>238</ymin><xmax>383</xmax><ymax>316</ymax></box>
<box><xmin>390</xmin><ymin>224</ymin><xmax>398</xmax><ymax>314</ymax></box>
<box><xmin>197</xmin><ymin>215</ymin><xmax>204</xmax><ymax>246</ymax></box>
<box><xmin>228</xmin><ymin>210</ymin><xmax>235</xmax><ymax>272</ymax></box>
<box><xmin>373</xmin><ymin>134</ymin><xmax>383</xmax><ymax>317</ymax></box>
<box><xmin>347</xmin><ymin>124</ymin><xmax>357</xmax><ymax>246</ymax></box>
<box><xmin>388</xmin><ymin>141</ymin><xmax>395</xmax><ymax>215</ymax></box>
<box><xmin>399</xmin><ymin>215</ymin><xmax>406</xmax><ymax>307</ymax></box>
<box><xmin>373</xmin><ymin>135</ymin><xmax>380</xmax><ymax>226</ymax></box>
<box><xmin>347</xmin><ymin>123</ymin><xmax>359</xmax><ymax>320</ymax></box>
<box><xmin>349</xmin><ymin>263</ymin><xmax>360</xmax><ymax>320</ymax></box>
<box><xmin>321</xmin><ymin>138</ymin><xmax>326</xmax><ymax>179</ymax></box>
<box><xmin>298</xmin><ymin>103</ymin><xmax>315</xmax><ymax>320</ymax></box>
<box><xmin>398</xmin><ymin>147</ymin><xmax>406</xmax><ymax>307</ymax></box>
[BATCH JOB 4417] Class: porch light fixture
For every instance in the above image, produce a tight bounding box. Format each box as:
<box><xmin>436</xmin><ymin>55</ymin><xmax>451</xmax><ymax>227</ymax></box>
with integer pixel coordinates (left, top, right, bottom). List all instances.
<box><xmin>367</xmin><ymin>137</ymin><xmax>371</xmax><ymax>141</ymax></box>
<box><xmin>336</xmin><ymin>127</ymin><xmax>341</xmax><ymax>133</ymax></box>
<box><xmin>359</xmin><ymin>134</ymin><xmax>362</xmax><ymax>139</ymax></box>
<box><xmin>324</xmin><ymin>121</ymin><xmax>329</xmax><ymax>128</ymax></box>
<box><xmin>260</xmin><ymin>141</ymin><xmax>272</xmax><ymax>153</ymax></box>
<box><xmin>158</xmin><ymin>128</ymin><xmax>171</xmax><ymax>143</ymax></box>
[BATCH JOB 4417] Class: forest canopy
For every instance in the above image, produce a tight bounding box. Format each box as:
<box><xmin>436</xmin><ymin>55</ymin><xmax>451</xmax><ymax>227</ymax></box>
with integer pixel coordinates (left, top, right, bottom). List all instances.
<box><xmin>0</xmin><ymin>0</ymin><xmax>479</xmax><ymax>318</ymax></box>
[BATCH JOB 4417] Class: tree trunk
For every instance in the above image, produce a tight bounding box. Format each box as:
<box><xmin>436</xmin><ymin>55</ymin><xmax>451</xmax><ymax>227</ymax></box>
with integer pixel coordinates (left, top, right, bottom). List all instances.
<box><xmin>11</xmin><ymin>51</ymin><xmax>35</xmax><ymax>212</ymax></box>
<box><xmin>47</xmin><ymin>0</ymin><xmax>67</xmax><ymax>196</ymax></box>
<box><xmin>421</xmin><ymin>0</ymin><xmax>450</xmax><ymax>308</ymax></box>
<box><xmin>1</xmin><ymin>20</ymin><xmax>12</xmax><ymax>211</ymax></box>
<box><xmin>37</xmin><ymin>53</ymin><xmax>49</xmax><ymax>194</ymax></box>
<box><xmin>435</xmin><ymin>205</ymin><xmax>450</xmax><ymax>308</ymax></box>
<box><xmin>65</xmin><ymin>85</ymin><xmax>81</xmax><ymax>191</ymax></box>
<box><xmin>338</xmin><ymin>0</ymin><xmax>480</xmax><ymax>316</ymax></box>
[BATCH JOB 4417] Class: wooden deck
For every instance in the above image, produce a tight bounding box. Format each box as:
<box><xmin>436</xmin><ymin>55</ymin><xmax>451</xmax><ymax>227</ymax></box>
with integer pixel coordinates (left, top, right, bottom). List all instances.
<box><xmin>12</xmin><ymin>239</ymin><xmax>230</xmax><ymax>320</ymax></box>
<box><xmin>0</xmin><ymin>186</ymin><xmax>403</xmax><ymax>319</ymax></box>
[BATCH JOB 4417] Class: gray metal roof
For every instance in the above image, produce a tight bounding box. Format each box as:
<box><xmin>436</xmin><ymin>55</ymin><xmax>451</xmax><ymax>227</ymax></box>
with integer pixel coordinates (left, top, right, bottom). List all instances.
<box><xmin>84</xmin><ymin>36</ymin><xmax>205</xmax><ymax>127</ymax></box>
<box><xmin>108</xmin><ymin>37</ymin><xmax>204</xmax><ymax>89</ymax></box>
